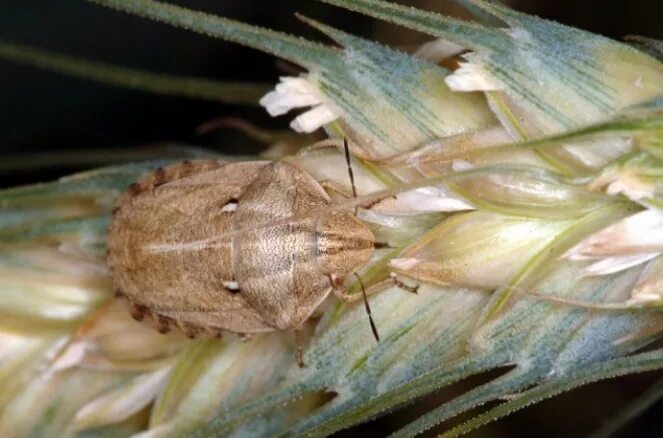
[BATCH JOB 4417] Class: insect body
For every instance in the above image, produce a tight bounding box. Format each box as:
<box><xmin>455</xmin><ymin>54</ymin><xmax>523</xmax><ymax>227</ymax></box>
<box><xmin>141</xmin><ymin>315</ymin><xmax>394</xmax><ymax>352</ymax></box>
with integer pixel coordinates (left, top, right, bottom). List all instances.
<box><xmin>107</xmin><ymin>159</ymin><xmax>375</xmax><ymax>343</ymax></box>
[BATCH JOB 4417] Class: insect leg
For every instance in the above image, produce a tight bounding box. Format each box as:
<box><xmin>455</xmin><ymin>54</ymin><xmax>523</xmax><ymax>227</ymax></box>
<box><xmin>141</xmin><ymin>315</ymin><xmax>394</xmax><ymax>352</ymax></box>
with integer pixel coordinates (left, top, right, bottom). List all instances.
<box><xmin>153</xmin><ymin>314</ymin><xmax>172</xmax><ymax>334</ymax></box>
<box><xmin>387</xmin><ymin>273</ymin><xmax>420</xmax><ymax>295</ymax></box>
<box><xmin>320</xmin><ymin>180</ymin><xmax>354</xmax><ymax>199</ymax></box>
<box><xmin>332</xmin><ymin>274</ymin><xmax>419</xmax><ymax>342</ymax></box>
<box><xmin>332</xmin><ymin>274</ymin><xmax>419</xmax><ymax>304</ymax></box>
<box><xmin>130</xmin><ymin>302</ymin><xmax>149</xmax><ymax>321</ymax></box>
<box><xmin>174</xmin><ymin>320</ymin><xmax>204</xmax><ymax>339</ymax></box>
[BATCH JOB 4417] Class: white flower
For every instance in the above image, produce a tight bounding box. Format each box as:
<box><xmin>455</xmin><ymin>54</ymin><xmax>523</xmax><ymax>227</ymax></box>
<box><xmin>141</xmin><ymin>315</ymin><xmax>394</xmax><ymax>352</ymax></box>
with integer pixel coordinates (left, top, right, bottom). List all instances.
<box><xmin>444</xmin><ymin>54</ymin><xmax>503</xmax><ymax>92</ymax></box>
<box><xmin>259</xmin><ymin>76</ymin><xmax>341</xmax><ymax>133</ymax></box>
<box><xmin>259</xmin><ymin>77</ymin><xmax>320</xmax><ymax>116</ymax></box>
<box><xmin>290</xmin><ymin>104</ymin><xmax>339</xmax><ymax>133</ymax></box>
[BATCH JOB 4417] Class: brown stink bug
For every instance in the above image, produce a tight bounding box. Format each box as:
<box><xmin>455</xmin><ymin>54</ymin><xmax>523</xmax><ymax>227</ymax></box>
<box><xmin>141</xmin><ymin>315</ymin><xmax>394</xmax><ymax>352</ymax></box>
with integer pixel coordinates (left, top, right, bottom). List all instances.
<box><xmin>106</xmin><ymin>148</ymin><xmax>415</xmax><ymax>365</ymax></box>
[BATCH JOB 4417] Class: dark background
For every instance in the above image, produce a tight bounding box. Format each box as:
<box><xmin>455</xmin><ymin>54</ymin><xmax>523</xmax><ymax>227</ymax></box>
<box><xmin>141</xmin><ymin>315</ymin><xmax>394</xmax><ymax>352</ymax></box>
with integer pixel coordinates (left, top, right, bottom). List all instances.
<box><xmin>1</xmin><ymin>0</ymin><xmax>662</xmax><ymax>436</ymax></box>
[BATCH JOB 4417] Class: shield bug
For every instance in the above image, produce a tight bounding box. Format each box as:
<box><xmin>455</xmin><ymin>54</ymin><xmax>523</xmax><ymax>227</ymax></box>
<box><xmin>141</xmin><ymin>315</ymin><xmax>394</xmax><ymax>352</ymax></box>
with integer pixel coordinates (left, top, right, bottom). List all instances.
<box><xmin>106</xmin><ymin>147</ymin><xmax>412</xmax><ymax>364</ymax></box>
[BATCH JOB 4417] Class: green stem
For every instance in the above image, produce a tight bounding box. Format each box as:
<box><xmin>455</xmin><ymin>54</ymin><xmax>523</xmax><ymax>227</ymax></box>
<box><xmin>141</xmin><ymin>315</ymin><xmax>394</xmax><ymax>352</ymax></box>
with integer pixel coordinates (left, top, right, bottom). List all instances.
<box><xmin>0</xmin><ymin>40</ymin><xmax>269</xmax><ymax>104</ymax></box>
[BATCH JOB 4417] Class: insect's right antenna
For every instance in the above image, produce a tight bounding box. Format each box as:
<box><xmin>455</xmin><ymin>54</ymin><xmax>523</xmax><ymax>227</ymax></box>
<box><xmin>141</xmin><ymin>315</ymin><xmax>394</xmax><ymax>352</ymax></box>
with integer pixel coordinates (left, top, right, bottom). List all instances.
<box><xmin>343</xmin><ymin>138</ymin><xmax>359</xmax><ymax>215</ymax></box>
<box><xmin>354</xmin><ymin>273</ymin><xmax>380</xmax><ymax>343</ymax></box>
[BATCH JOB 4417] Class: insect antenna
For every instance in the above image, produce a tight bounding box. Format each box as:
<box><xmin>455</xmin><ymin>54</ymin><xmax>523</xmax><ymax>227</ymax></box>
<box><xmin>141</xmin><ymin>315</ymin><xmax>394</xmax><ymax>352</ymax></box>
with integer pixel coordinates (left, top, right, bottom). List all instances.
<box><xmin>354</xmin><ymin>273</ymin><xmax>380</xmax><ymax>343</ymax></box>
<box><xmin>343</xmin><ymin>138</ymin><xmax>359</xmax><ymax>215</ymax></box>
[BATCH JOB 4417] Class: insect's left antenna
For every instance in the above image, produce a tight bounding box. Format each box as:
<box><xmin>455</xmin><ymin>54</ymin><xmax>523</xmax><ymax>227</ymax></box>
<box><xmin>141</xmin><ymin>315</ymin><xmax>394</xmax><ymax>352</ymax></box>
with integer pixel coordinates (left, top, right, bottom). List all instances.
<box><xmin>354</xmin><ymin>273</ymin><xmax>380</xmax><ymax>342</ymax></box>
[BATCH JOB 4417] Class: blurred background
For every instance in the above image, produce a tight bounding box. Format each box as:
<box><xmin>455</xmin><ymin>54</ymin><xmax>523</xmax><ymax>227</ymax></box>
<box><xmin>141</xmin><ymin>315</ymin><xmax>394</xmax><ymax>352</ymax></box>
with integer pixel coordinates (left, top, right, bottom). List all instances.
<box><xmin>1</xmin><ymin>0</ymin><xmax>661</xmax><ymax>436</ymax></box>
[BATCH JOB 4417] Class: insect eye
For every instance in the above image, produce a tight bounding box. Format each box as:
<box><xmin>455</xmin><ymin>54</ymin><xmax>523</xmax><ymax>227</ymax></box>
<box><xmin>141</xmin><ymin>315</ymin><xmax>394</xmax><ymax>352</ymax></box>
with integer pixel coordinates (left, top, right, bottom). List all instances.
<box><xmin>330</xmin><ymin>274</ymin><xmax>345</xmax><ymax>288</ymax></box>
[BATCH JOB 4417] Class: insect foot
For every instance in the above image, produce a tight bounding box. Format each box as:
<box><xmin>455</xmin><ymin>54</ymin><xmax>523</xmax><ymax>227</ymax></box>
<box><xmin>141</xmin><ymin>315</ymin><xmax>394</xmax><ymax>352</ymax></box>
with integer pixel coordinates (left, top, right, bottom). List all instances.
<box><xmin>107</xmin><ymin>158</ymin><xmax>379</xmax><ymax>365</ymax></box>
